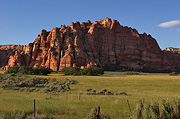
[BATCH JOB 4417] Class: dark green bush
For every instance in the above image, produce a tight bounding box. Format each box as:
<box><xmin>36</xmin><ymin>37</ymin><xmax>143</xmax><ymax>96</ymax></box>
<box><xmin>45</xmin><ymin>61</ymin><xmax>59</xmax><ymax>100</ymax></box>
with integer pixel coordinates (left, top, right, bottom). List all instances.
<box><xmin>18</xmin><ymin>66</ymin><xmax>33</xmax><ymax>75</ymax></box>
<box><xmin>5</xmin><ymin>66</ymin><xmax>19</xmax><ymax>74</ymax></box>
<box><xmin>61</xmin><ymin>67</ymin><xmax>104</xmax><ymax>76</ymax></box>
<box><xmin>61</xmin><ymin>67</ymin><xmax>82</xmax><ymax>75</ymax></box>
<box><xmin>169</xmin><ymin>72</ymin><xmax>178</xmax><ymax>76</ymax></box>
<box><xmin>33</xmin><ymin>67</ymin><xmax>51</xmax><ymax>75</ymax></box>
<box><xmin>82</xmin><ymin>67</ymin><xmax>104</xmax><ymax>76</ymax></box>
<box><xmin>32</xmin><ymin>67</ymin><xmax>41</xmax><ymax>75</ymax></box>
<box><xmin>5</xmin><ymin>66</ymin><xmax>51</xmax><ymax>75</ymax></box>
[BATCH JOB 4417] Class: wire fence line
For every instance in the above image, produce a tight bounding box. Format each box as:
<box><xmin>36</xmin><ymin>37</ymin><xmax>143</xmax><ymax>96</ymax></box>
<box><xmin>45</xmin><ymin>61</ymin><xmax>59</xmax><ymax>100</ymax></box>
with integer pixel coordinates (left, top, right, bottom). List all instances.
<box><xmin>32</xmin><ymin>98</ymin><xmax>132</xmax><ymax>119</ymax></box>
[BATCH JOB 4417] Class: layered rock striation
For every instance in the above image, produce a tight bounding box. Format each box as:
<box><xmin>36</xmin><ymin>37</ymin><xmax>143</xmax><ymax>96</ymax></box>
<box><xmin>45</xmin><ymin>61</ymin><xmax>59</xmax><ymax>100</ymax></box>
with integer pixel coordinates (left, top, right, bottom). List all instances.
<box><xmin>1</xmin><ymin>18</ymin><xmax>180</xmax><ymax>71</ymax></box>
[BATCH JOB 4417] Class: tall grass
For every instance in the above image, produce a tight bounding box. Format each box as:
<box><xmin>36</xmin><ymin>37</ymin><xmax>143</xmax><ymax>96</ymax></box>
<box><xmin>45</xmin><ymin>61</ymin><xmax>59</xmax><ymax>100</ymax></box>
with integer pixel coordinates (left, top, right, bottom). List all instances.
<box><xmin>132</xmin><ymin>99</ymin><xmax>180</xmax><ymax>119</ymax></box>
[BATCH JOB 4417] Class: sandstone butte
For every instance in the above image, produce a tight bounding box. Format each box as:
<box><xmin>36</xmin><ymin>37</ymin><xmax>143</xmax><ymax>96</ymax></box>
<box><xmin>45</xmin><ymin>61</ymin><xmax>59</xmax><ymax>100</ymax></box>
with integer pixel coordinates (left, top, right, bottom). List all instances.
<box><xmin>1</xmin><ymin>17</ymin><xmax>180</xmax><ymax>71</ymax></box>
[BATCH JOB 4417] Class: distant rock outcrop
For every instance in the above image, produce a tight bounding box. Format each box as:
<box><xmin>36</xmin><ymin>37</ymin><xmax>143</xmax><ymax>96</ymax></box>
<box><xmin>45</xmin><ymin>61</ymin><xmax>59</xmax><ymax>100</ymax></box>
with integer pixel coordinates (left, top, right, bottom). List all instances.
<box><xmin>1</xmin><ymin>18</ymin><xmax>180</xmax><ymax>71</ymax></box>
<box><xmin>164</xmin><ymin>47</ymin><xmax>180</xmax><ymax>54</ymax></box>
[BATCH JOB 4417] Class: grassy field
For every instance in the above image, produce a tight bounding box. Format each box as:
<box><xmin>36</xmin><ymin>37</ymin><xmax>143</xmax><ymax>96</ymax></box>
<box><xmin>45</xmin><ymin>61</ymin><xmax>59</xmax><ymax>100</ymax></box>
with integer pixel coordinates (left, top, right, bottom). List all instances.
<box><xmin>0</xmin><ymin>70</ymin><xmax>180</xmax><ymax>118</ymax></box>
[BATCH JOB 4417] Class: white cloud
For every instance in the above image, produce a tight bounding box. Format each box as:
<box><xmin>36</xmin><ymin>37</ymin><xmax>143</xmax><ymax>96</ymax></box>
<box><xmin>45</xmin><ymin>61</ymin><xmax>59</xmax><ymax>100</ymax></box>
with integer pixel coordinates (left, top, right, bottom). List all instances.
<box><xmin>158</xmin><ymin>20</ymin><xmax>180</xmax><ymax>28</ymax></box>
<box><xmin>177</xmin><ymin>29</ymin><xmax>180</xmax><ymax>31</ymax></box>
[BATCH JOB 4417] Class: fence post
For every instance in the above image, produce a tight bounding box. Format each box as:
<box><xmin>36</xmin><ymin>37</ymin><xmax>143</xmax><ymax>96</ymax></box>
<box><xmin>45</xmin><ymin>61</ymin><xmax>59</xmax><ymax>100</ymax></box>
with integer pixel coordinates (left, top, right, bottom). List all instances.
<box><xmin>34</xmin><ymin>99</ymin><xmax>35</xmax><ymax>119</ymax></box>
<box><xmin>95</xmin><ymin>106</ymin><xmax>100</xmax><ymax>119</ymax></box>
<box><xmin>78</xmin><ymin>93</ymin><xmax>81</xmax><ymax>101</ymax></box>
<box><xmin>127</xmin><ymin>100</ymin><xmax>132</xmax><ymax>117</ymax></box>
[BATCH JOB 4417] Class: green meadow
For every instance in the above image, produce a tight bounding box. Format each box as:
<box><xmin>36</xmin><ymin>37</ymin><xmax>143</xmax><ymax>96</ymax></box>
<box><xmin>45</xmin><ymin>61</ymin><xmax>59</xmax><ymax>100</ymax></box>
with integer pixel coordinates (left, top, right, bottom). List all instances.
<box><xmin>0</xmin><ymin>70</ymin><xmax>180</xmax><ymax>119</ymax></box>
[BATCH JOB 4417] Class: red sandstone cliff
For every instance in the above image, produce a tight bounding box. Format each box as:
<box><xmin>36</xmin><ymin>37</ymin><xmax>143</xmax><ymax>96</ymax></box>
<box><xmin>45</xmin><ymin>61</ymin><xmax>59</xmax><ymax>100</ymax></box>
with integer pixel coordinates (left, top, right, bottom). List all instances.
<box><xmin>1</xmin><ymin>18</ymin><xmax>180</xmax><ymax>71</ymax></box>
<box><xmin>0</xmin><ymin>45</ymin><xmax>24</xmax><ymax>68</ymax></box>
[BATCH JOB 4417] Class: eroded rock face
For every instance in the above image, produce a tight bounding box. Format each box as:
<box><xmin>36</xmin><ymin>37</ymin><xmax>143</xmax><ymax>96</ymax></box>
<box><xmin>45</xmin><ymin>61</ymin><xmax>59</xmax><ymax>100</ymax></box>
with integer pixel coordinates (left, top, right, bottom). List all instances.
<box><xmin>0</xmin><ymin>45</ymin><xmax>24</xmax><ymax>70</ymax></box>
<box><xmin>1</xmin><ymin>18</ymin><xmax>180</xmax><ymax>71</ymax></box>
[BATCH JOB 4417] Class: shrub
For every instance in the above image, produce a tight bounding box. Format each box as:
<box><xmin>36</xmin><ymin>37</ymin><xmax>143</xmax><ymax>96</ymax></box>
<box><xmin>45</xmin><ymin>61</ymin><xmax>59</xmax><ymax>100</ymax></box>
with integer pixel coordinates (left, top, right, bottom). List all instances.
<box><xmin>33</xmin><ymin>67</ymin><xmax>51</xmax><ymax>75</ymax></box>
<box><xmin>82</xmin><ymin>67</ymin><xmax>104</xmax><ymax>76</ymax></box>
<box><xmin>5</xmin><ymin>66</ymin><xmax>51</xmax><ymax>75</ymax></box>
<box><xmin>5</xmin><ymin>66</ymin><xmax>19</xmax><ymax>74</ymax></box>
<box><xmin>61</xmin><ymin>67</ymin><xmax>82</xmax><ymax>75</ymax></box>
<box><xmin>18</xmin><ymin>66</ymin><xmax>33</xmax><ymax>75</ymax></box>
<box><xmin>32</xmin><ymin>67</ymin><xmax>41</xmax><ymax>75</ymax></box>
<box><xmin>169</xmin><ymin>72</ymin><xmax>178</xmax><ymax>76</ymax></box>
<box><xmin>61</xmin><ymin>67</ymin><xmax>104</xmax><ymax>76</ymax></box>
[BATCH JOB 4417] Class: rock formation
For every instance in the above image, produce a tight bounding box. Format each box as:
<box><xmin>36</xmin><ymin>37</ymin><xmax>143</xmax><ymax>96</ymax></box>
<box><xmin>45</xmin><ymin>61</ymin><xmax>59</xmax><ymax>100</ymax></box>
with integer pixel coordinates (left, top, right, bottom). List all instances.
<box><xmin>164</xmin><ymin>47</ymin><xmax>180</xmax><ymax>54</ymax></box>
<box><xmin>1</xmin><ymin>17</ymin><xmax>180</xmax><ymax>71</ymax></box>
<box><xmin>0</xmin><ymin>45</ymin><xmax>24</xmax><ymax>69</ymax></box>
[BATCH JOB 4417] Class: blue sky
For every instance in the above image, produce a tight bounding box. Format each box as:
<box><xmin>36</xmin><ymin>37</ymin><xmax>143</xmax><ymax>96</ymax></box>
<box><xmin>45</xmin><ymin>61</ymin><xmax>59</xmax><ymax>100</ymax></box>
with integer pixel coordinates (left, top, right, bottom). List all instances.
<box><xmin>0</xmin><ymin>0</ymin><xmax>179</xmax><ymax>49</ymax></box>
